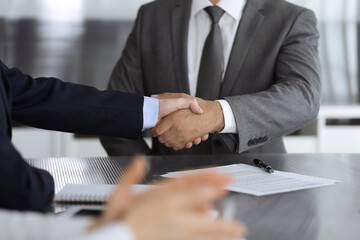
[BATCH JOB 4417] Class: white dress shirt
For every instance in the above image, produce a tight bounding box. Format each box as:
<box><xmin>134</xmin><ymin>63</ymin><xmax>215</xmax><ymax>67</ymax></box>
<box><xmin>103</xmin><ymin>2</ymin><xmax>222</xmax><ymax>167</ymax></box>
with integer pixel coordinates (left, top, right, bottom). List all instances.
<box><xmin>188</xmin><ymin>0</ymin><xmax>246</xmax><ymax>133</ymax></box>
<box><xmin>0</xmin><ymin>209</ymin><xmax>135</xmax><ymax>240</ymax></box>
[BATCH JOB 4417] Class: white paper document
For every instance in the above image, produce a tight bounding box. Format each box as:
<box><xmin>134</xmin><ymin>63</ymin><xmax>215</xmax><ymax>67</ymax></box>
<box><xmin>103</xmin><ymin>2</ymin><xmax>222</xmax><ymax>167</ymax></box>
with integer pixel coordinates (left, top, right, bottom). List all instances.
<box><xmin>162</xmin><ymin>164</ymin><xmax>341</xmax><ymax>196</ymax></box>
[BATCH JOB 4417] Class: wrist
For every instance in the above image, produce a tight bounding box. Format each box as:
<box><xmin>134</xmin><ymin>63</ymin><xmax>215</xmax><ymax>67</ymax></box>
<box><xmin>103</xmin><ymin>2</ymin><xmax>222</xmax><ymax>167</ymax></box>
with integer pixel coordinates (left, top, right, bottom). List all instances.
<box><xmin>200</xmin><ymin>100</ymin><xmax>224</xmax><ymax>133</ymax></box>
<box><xmin>213</xmin><ymin>101</ymin><xmax>225</xmax><ymax>132</ymax></box>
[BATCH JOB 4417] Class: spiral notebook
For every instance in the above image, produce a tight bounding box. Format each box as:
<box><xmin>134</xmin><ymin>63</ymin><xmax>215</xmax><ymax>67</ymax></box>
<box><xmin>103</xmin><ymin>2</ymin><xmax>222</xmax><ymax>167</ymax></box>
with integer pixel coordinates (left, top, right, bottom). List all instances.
<box><xmin>54</xmin><ymin>184</ymin><xmax>153</xmax><ymax>203</ymax></box>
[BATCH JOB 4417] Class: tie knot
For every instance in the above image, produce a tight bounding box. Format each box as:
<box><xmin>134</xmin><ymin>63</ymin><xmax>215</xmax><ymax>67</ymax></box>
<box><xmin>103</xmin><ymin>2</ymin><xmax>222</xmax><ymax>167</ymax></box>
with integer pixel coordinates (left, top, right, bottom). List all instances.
<box><xmin>205</xmin><ymin>6</ymin><xmax>225</xmax><ymax>24</ymax></box>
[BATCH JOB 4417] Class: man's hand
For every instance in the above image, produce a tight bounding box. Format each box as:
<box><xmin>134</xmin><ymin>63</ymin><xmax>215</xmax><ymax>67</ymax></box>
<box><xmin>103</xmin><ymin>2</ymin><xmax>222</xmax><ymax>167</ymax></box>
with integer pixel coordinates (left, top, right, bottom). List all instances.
<box><xmin>151</xmin><ymin>97</ymin><xmax>225</xmax><ymax>151</ymax></box>
<box><xmin>88</xmin><ymin>156</ymin><xmax>246</xmax><ymax>240</ymax></box>
<box><xmin>157</xmin><ymin>97</ymin><xmax>203</xmax><ymax>123</ymax></box>
<box><xmin>154</xmin><ymin>93</ymin><xmax>210</xmax><ymax>149</ymax></box>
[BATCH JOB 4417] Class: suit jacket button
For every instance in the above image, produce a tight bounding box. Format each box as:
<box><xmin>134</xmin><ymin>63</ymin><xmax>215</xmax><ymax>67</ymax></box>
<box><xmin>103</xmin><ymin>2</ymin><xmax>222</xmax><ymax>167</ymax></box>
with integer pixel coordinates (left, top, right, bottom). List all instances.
<box><xmin>263</xmin><ymin>136</ymin><xmax>268</xmax><ymax>142</ymax></box>
<box><xmin>247</xmin><ymin>140</ymin><xmax>254</xmax><ymax>147</ymax></box>
<box><xmin>213</xmin><ymin>139</ymin><xmax>222</xmax><ymax>148</ymax></box>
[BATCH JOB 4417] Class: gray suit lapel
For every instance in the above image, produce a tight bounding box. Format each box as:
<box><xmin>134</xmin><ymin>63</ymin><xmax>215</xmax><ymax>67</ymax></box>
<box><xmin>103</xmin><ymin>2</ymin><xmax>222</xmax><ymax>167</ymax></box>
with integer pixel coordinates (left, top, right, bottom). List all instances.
<box><xmin>220</xmin><ymin>0</ymin><xmax>265</xmax><ymax>97</ymax></box>
<box><xmin>171</xmin><ymin>0</ymin><xmax>192</xmax><ymax>94</ymax></box>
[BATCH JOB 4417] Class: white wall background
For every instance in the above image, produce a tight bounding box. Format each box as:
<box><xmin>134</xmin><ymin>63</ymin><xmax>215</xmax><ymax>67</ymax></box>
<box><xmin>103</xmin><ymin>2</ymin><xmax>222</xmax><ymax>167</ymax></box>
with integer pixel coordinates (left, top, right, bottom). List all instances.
<box><xmin>0</xmin><ymin>0</ymin><xmax>153</xmax><ymax>21</ymax></box>
<box><xmin>1</xmin><ymin>0</ymin><xmax>358</xmax><ymax>21</ymax></box>
<box><xmin>2</xmin><ymin>0</ymin><xmax>360</xmax><ymax>156</ymax></box>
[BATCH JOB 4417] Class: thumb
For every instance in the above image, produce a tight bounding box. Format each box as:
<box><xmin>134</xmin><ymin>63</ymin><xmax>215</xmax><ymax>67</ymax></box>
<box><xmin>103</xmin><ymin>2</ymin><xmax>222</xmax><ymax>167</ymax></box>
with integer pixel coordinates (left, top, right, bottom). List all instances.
<box><xmin>175</xmin><ymin>98</ymin><xmax>203</xmax><ymax>114</ymax></box>
<box><xmin>158</xmin><ymin>98</ymin><xmax>203</xmax><ymax>120</ymax></box>
<box><xmin>189</xmin><ymin>100</ymin><xmax>203</xmax><ymax>114</ymax></box>
<box><xmin>119</xmin><ymin>155</ymin><xmax>147</xmax><ymax>187</ymax></box>
<box><xmin>109</xmin><ymin>156</ymin><xmax>147</xmax><ymax>204</ymax></box>
<box><xmin>100</xmin><ymin>156</ymin><xmax>147</xmax><ymax>225</ymax></box>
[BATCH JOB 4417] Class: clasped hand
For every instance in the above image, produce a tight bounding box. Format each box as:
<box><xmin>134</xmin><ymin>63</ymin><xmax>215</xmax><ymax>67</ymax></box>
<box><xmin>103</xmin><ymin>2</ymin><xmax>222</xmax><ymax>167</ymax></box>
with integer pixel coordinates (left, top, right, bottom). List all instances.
<box><xmin>154</xmin><ymin>93</ymin><xmax>225</xmax><ymax>151</ymax></box>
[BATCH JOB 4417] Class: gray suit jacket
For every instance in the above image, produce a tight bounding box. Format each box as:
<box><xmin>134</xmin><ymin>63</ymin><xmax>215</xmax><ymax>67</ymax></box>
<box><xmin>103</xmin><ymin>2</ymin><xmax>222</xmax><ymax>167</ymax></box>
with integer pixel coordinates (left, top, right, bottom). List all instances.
<box><xmin>100</xmin><ymin>0</ymin><xmax>321</xmax><ymax>155</ymax></box>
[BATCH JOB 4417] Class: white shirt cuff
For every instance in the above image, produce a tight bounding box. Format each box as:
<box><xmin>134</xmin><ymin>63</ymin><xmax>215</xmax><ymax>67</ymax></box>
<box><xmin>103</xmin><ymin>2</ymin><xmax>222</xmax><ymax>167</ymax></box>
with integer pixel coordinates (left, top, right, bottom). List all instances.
<box><xmin>142</xmin><ymin>97</ymin><xmax>159</xmax><ymax>130</ymax></box>
<box><xmin>216</xmin><ymin>100</ymin><xmax>238</xmax><ymax>134</ymax></box>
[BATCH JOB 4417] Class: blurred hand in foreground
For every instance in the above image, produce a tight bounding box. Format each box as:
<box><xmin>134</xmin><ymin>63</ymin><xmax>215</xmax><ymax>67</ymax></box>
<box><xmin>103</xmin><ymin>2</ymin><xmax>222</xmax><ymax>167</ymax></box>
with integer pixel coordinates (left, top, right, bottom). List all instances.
<box><xmin>89</xmin><ymin>155</ymin><xmax>246</xmax><ymax>240</ymax></box>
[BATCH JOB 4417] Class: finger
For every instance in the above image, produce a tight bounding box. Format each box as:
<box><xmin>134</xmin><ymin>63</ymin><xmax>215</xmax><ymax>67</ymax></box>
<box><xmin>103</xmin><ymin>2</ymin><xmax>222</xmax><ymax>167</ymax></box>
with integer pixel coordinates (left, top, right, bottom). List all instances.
<box><xmin>170</xmin><ymin>134</ymin><xmax>206</xmax><ymax>149</ymax></box>
<box><xmin>193</xmin><ymin>137</ymin><xmax>202</xmax><ymax>145</ymax></box>
<box><xmin>157</xmin><ymin>127</ymin><xmax>188</xmax><ymax>149</ymax></box>
<box><xmin>110</xmin><ymin>156</ymin><xmax>147</xmax><ymax>201</ymax></box>
<box><xmin>164</xmin><ymin>173</ymin><xmax>232</xmax><ymax>208</ymax></box>
<box><xmin>127</xmin><ymin>173</ymin><xmax>224</xmax><ymax>208</ymax></box>
<box><xmin>158</xmin><ymin>99</ymin><xmax>202</xmax><ymax>121</ymax></box>
<box><xmin>106</xmin><ymin>156</ymin><xmax>147</xmax><ymax>211</ymax></box>
<box><xmin>160</xmin><ymin>169</ymin><xmax>232</xmax><ymax>191</ymax></box>
<box><xmin>171</xmin><ymin>136</ymin><xmax>190</xmax><ymax>150</ymax></box>
<box><xmin>176</xmin><ymin>98</ymin><xmax>203</xmax><ymax>114</ymax></box>
<box><xmin>173</xmin><ymin>143</ymin><xmax>187</xmax><ymax>151</ymax></box>
<box><xmin>172</xmin><ymin>184</ymin><xmax>223</xmax><ymax>209</ymax></box>
<box><xmin>151</xmin><ymin>118</ymin><xmax>173</xmax><ymax>137</ymax></box>
<box><xmin>162</xmin><ymin>130</ymin><xmax>199</xmax><ymax>150</ymax></box>
<box><xmin>119</xmin><ymin>156</ymin><xmax>147</xmax><ymax>186</ymax></box>
<box><xmin>157</xmin><ymin>129</ymin><xmax>179</xmax><ymax>147</ymax></box>
<box><xmin>196</xmin><ymin>202</ymin><xmax>213</xmax><ymax>214</ymax></box>
<box><xmin>189</xmin><ymin>100</ymin><xmax>203</xmax><ymax>114</ymax></box>
<box><xmin>151</xmin><ymin>173</ymin><xmax>232</xmax><ymax>211</ymax></box>
<box><xmin>201</xmin><ymin>134</ymin><xmax>209</xmax><ymax>141</ymax></box>
<box><xmin>194</xmin><ymin>219</ymin><xmax>247</xmax><ymax>240</ymax></box>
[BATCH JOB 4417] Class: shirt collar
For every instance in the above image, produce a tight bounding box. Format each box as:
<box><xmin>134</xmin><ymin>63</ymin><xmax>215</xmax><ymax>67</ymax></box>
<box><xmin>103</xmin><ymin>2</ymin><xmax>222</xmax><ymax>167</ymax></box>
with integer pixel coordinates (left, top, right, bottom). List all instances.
<box><xmin>191</xmin><ymin>0</ymin><xmax>246</xmax><ymax>21</ymax></box>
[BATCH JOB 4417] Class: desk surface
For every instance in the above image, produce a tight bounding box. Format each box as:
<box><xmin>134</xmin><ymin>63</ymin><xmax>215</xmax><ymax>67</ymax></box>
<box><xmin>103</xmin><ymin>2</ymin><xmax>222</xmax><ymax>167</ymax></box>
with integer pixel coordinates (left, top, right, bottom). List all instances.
<box><xmin>27</xmin><ymin>154</ymin><xmax>360</xmax><ymax>240</ymax></box>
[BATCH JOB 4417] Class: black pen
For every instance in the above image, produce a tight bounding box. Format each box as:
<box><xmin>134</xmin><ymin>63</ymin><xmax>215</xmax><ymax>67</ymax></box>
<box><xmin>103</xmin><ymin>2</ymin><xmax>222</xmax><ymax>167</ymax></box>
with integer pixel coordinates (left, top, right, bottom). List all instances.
<box><xmin>253</xmin><ymin>159</ymin><xmax>274</xmax><ymax>173</ymax></box>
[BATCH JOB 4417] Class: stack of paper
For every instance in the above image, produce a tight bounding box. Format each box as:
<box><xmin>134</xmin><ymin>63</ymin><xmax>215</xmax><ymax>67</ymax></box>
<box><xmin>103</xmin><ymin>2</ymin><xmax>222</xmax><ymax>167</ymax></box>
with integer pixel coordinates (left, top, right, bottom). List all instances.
<box><xmin>162</xmin><ymin>164</ymin><xmax>340</xmax><ymax>196</ymax></box>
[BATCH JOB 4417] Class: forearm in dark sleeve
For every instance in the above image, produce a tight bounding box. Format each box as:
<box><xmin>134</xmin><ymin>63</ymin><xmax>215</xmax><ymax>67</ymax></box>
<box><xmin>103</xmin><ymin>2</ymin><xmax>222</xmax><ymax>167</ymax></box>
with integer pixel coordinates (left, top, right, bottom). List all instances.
<box><xmin>4</xmin><ymin>64</ymin><xmax>144</xmax><ymax>139</ymax></box>
<box><xmin>0</xmin><ymin>139</ymin><xmax>54</xmax><ymax>212</ymax></box>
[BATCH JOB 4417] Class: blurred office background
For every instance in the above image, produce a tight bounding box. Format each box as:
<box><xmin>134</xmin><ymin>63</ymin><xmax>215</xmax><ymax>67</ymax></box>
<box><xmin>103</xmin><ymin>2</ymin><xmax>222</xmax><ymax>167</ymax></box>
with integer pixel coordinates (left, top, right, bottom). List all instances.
<box><xmin>0</xmin><ymin>0</ymin><xmax>359</xmax><ymax>157</ymax></box>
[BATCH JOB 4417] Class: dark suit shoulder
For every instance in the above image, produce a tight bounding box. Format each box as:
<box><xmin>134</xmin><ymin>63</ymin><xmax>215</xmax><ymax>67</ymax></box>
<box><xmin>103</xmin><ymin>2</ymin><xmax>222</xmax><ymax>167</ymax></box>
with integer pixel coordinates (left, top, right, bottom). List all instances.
<box><xmin>135</xmin><ymin>0</ymin><xmax>176</xmax><ymax>23</ymax></box>
<box><xmin>252</xmin><ymin>0</ymin><xmax>316</xmax><ymax>30</ymax></box>
<box><xmin>259</xmin><ymin>0</ymin><xmax>312</xmax><ymax>18</ymax></box>
<box><xmin>140</xmin><ymin>0</ymin><xmax>179</xmax><ymax>12</ymax></box>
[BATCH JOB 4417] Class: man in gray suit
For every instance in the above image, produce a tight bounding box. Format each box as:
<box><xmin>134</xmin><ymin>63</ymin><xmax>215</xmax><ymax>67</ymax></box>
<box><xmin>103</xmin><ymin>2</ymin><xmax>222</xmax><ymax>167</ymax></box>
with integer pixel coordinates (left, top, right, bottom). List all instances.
<box><xmin>100</xmin><ymin>0</ymin><xmax>321</xmax><ymax>155</ymax></box>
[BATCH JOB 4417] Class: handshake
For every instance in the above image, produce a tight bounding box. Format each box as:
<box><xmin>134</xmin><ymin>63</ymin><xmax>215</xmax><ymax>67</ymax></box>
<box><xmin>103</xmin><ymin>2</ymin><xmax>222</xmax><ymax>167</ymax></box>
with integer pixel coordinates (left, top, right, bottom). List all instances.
<box><xmin>154</xmin><ymin>93</ymin><xmax>225</xmax><ymax>151</ymax></box>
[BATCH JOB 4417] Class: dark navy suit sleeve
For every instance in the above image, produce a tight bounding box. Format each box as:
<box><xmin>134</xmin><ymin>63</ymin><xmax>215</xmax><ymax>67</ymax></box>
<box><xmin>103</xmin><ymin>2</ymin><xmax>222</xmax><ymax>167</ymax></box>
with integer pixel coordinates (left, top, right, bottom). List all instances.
<box><xmin>0</xmin><ymin>136</ymin><xmax>55</xmax><ymax>212</ymax></box>
<box><xmin>0</xmin><ymin>60</ymin><xmax>143</xmax><ymax>212</ymax></box>
<box><xmin>7</xmin><ymin>64</ymin><xmax>144</xmax><ymax>139</ymax></box>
